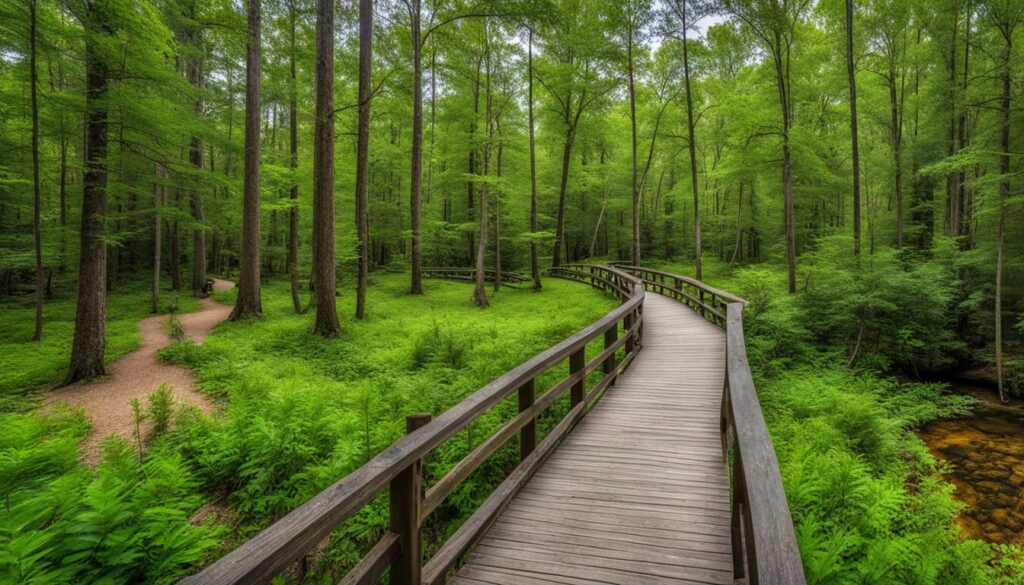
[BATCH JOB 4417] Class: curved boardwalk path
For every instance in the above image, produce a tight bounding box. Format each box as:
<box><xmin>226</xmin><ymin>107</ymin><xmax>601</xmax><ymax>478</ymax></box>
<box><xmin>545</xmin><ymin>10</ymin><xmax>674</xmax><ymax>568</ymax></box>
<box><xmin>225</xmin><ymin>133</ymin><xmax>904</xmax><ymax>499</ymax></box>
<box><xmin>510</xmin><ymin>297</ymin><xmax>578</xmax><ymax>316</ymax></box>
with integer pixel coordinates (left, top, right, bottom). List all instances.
<box><xmin>451</xmin><ymin>294</ymin><xmax>731</xmax><ymax>585</ymax></box>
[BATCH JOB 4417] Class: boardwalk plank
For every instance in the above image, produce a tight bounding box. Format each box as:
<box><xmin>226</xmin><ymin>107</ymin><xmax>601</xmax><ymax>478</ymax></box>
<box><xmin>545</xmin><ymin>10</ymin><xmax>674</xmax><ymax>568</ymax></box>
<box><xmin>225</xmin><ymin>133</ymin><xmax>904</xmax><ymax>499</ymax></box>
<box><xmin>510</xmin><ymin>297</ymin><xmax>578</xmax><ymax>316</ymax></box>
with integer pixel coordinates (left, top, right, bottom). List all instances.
<box><xmin>452</xmin><ymin>294</ymin><xmax>731</xmax><ymax>584</ymax></box>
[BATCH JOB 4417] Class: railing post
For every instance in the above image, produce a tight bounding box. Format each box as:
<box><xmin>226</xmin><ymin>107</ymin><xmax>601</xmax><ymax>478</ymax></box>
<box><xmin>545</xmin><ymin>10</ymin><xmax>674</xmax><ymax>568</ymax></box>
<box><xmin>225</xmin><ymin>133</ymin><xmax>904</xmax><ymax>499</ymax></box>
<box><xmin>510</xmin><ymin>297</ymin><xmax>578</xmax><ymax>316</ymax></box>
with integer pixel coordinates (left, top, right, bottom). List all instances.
<box><xmin>603</xmin><ymin>325</ymin><xmax>617</xmax><ymax>382</ymax></box>
<box><xmin>390</xmin><ymin>413</ymin><xmax>431</xmax><ymax>585</ymax></box>
<box><xmin>623</xmin><ymin>312</ymin><xmax>635</xmax><ymax>354</ymax></box>
<box><xmin>570</xmin><ymin>348</ymin><xmax>586</xmax><ymax>407</ymax></box>
<box><xmin>518</xmin><ymin>379</ymin><xmax>536</xmax><ymax>460</ymax></box>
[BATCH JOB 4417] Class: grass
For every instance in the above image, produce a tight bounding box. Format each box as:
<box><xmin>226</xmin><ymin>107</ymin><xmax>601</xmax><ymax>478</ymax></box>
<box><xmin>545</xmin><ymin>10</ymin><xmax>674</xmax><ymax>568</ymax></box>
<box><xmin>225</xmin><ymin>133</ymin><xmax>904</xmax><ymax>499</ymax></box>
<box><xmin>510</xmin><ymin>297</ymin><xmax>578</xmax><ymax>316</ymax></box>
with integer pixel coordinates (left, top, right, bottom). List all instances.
<box><xmin>0</xmin><ymin>277</ymin><xmax>200</xmax><ymax>410</ymax></box>
<box><xmin>0</xmin><ymin>270</ymin><xmax>619</xmax><ymax>582</ymax></box>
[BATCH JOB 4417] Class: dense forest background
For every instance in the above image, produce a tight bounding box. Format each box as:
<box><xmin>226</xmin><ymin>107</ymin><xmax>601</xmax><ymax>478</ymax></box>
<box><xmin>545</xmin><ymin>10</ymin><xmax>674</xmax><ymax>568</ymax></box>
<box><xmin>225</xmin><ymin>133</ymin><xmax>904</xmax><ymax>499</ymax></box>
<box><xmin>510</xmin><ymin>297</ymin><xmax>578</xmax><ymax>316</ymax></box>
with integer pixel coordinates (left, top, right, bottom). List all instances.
<box><xmin>1</xmin><ymin>0</ymin><xmax>1024</xmax><ymax>582</ymax></box>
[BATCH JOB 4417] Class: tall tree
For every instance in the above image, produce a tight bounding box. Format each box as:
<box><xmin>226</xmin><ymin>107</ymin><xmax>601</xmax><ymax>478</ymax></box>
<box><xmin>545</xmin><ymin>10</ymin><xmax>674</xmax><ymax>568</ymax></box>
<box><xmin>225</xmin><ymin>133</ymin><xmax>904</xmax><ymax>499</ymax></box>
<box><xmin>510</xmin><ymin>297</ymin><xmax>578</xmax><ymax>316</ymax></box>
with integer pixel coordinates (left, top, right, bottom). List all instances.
<box><xmin>471</xmin><ymin>26</ymin><xmax>492</xmax><ymax>308</ymax></box>
<box><xmin>984</xmin><ymin>0</ymin><xmax>1022</xmax><ymax>402</ymax></box>
<box><xmin>616</xmin><ymin>0</ymin><xmax>650</xmax><ymax>266</ymax></box>
<box><xmin>406</xmin><ymin>0</ymin><xmax>425</xmax><ymax>295</ymax></box>
<box><xmin>666</xmin><ymin>0</ymin><xmax>705</xmax><ymax>279</ymax></box>
<box><xmin>719</xmin><ymin>0</ymin><xmax>810</xmax><ymax>293</ymax></box>
<box><xmin>29</xmin><ymin>0</ymin><xmax>43</xmax><ymax>340</ymax></box>
<box><xmin>355</xmin><ymin>0</ymin><xmax>373</xmax><ymax>319</ymax></box>
<box><xmin>181</xmin><ymin>0</ymin><xmax>207</xmax><ymax>296</ymax></box>
<box><xmin>287</xmin><ymin>0</ymin><xmax>301</xmax><ymax>314</ymax></box>
<box><xmin>526</xmin><ymin>27</ymin><xmax>541</xmax><ymax>289</ymax></box>
<box><xmin>230</xmin><ymin>0</ymin><xmax>264</xmax><ymax>320</ymax></box>
<box><xmin>846</xmin><ymin>0</ymin><xmax>861</xmax><ymax>256</ymax></box>
<box><xmin>65</xmin><ymin>0</ymin><xmax>113</xmax><ymax>383</ymax></box>
<box><xmin>311</xmin><ymin>0</ymin><xmax>340</xmax><ymax>335</ymax></box>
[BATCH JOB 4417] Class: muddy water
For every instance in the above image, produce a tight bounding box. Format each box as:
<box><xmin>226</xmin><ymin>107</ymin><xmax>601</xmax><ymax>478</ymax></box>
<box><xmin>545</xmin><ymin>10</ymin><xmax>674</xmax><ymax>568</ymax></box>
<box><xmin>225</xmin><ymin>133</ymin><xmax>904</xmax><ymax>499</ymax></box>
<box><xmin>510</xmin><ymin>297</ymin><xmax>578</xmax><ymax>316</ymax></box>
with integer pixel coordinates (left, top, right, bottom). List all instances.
<box><xmin>918</xmin><ymin>384</ymin><xmax>1024</xmax><ymax>545</ymax></box>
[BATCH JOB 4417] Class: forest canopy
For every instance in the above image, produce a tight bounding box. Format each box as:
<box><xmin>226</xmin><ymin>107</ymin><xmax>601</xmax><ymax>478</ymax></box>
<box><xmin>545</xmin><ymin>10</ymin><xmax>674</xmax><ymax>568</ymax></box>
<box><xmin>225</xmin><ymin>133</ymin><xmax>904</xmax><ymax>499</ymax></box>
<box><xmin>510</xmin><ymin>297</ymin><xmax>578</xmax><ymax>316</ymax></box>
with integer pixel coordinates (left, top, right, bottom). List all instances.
<box><xmin>1</xmin><ymin>0</ymin><xmax>1023</xmax><ymax>582</ymax></box>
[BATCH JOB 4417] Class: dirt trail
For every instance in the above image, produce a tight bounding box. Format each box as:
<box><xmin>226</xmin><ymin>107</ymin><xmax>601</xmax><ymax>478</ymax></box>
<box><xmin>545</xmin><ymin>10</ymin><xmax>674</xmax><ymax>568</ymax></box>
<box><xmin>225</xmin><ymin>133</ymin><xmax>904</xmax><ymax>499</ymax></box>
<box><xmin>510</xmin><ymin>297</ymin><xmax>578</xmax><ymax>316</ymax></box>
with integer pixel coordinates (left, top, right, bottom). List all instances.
<box><xmin>46</xmin><ymin>279</ymin><xmax>234</xmax><ymax>462</ymax></box>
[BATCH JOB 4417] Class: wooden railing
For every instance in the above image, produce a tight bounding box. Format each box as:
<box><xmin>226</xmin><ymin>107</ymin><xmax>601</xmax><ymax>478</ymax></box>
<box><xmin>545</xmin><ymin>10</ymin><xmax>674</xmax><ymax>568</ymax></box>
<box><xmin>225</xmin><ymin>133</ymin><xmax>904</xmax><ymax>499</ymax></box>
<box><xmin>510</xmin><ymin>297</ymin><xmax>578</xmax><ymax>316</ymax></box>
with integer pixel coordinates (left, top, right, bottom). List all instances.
<box><xmin>181</xmin><ymin>265</ymin><xmax>643</xmax><ymax>585</ymax></box>
<box><xmin>613</xmin><ymin>265</ymin><xmax>806</xmax><ymax>585</ymax></box>
<box><xmin>421</xmin><ymin>267</ymin><xmax>529</xmax><ymax>286</ymax></box>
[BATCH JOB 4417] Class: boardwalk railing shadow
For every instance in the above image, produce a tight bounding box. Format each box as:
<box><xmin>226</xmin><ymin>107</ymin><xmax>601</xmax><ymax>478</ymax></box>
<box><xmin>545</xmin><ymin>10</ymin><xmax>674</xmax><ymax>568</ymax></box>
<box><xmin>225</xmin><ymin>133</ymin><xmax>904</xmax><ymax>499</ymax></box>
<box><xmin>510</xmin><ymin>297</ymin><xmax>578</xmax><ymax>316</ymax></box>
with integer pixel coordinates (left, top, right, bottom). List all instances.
<box><xmin>181</xmin><ymin>265</ymin><xmax>804</xmax><ymax>585</ymax></box>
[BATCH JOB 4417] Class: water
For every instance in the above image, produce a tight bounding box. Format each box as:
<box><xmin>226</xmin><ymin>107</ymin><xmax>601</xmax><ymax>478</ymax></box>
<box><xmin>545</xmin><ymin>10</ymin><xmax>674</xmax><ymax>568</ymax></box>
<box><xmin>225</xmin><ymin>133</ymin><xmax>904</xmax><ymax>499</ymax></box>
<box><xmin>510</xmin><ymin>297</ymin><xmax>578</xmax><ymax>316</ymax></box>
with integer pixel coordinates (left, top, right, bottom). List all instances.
<box><xmin>918</xmin><ymin>383</ymin><xmax>1024</xmax><ymax>545</ymax></box>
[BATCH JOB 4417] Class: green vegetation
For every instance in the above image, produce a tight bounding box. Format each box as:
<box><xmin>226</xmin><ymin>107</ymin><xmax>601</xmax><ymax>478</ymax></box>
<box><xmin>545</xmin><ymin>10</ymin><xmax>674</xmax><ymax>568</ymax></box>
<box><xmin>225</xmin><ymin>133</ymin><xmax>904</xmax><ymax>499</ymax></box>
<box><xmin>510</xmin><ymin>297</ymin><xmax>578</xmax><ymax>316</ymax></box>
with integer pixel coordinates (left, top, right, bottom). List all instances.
<box><xmin>0</xmin><ymin>280</ymin><xmax>200</xmax><ymax>410</ymax></box>
<box><xmin>0</xmin><ymin>275</ymin><xmax>616</xmax><ymax>582</ymax></box>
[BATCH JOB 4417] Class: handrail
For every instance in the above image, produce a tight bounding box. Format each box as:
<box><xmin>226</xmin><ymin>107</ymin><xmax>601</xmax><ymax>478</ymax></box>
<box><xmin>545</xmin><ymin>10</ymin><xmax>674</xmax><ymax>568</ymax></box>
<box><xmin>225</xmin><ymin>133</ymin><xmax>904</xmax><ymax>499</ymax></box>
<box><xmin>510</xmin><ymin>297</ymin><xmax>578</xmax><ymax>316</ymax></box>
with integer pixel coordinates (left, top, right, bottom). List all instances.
<box><xmin>421</xmin><ymin>266</ymin><xmax>529</xmax><ymax>285</ymax></box>
<box><xmin>181</xmin><ymin>265</ymin><xmax>644</xmax><ymax>585</ymax></box>
<box><xmin>613</xmin><ymin>265</ymin><xmax>805</xmax><ymax>585</ymax></box>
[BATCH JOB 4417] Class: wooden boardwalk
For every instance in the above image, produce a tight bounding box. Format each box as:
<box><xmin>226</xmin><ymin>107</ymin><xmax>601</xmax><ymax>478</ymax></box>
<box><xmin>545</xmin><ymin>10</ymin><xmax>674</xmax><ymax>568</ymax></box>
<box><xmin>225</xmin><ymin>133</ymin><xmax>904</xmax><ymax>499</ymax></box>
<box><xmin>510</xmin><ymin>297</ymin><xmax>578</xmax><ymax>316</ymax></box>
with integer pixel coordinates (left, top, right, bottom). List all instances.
<box><xmin>451</xmin><ymin>293</ymin><xmax>732</xmax><ymax>585</ymax></box>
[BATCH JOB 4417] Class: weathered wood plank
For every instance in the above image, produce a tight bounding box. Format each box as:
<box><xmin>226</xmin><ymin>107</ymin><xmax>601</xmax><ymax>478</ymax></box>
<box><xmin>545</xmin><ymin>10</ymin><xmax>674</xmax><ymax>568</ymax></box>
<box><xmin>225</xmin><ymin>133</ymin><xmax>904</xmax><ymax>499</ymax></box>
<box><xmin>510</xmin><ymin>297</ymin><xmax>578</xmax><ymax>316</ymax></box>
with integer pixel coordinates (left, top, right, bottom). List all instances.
<box><xmin>452</xmin><ymin>294</ymin><xmax>734</xmax><ymax>584</ymax></box>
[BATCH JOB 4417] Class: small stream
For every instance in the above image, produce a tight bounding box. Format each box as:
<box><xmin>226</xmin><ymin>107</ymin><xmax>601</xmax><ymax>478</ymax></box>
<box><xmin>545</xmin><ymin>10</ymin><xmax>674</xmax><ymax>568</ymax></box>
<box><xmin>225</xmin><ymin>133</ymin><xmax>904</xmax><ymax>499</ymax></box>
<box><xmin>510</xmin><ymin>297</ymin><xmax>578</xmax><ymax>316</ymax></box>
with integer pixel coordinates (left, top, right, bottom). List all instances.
<box><xmin>918</xmin><ymin>382</ymin><xmax>1024</xmax><ymax>546</ymax></box>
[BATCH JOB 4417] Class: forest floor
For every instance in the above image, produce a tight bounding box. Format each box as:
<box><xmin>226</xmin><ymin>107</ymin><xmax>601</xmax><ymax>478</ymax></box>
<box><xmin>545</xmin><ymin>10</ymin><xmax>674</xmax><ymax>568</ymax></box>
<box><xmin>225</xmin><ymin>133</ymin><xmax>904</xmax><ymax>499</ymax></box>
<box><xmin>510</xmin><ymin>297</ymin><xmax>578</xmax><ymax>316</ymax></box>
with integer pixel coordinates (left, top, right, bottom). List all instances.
<box><xmin>43</xmin><ymin>278</ymin><xmax>233</xmax><ymax>462</ymax></box>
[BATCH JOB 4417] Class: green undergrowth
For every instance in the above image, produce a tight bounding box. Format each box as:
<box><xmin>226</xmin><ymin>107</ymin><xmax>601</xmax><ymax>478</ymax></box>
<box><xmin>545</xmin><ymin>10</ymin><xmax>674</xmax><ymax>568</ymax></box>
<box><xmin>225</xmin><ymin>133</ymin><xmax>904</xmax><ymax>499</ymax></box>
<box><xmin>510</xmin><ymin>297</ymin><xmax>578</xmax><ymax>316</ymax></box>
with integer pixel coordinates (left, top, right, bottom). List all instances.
<box><xmin>631</xmin><ymin>249</ymin><xmax>1023</xmax><ymax>583</ymax></box>
<box><xmin>0</xmin><ymin>277</ymin><xmax>201</xmax><ymax>411</ymax></box>
<box><xmin>1</xmin><ymin>272</ymin><xmax>617</xmax><ymax>582</ymax></box>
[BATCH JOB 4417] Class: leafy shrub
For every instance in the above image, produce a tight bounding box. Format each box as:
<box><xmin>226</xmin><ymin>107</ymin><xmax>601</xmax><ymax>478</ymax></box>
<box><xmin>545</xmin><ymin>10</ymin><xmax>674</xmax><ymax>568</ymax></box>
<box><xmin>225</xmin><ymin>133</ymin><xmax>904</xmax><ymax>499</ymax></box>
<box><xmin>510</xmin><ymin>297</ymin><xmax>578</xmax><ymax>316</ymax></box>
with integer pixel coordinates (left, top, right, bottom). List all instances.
<box><xmin>0</xmin><ymin>409</ymin><xmax>221</xmax><ymax>584</ymax></box>
<box><xmin>148</xmin><ymin>384</ymin><xmax>176</xmax><ymax>436</ymax></box>
<box><xmin>762</xmin><ymin>368</ymin><xmax>992</xmax><ymax>584</ymax></box>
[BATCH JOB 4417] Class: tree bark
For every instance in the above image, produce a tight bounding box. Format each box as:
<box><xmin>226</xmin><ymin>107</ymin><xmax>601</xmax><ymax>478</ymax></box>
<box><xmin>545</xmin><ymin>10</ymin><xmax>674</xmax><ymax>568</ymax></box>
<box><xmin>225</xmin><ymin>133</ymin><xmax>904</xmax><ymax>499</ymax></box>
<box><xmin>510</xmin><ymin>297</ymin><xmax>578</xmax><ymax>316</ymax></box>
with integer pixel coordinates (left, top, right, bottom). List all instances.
<box><xmin>409</xmin><ymin>0</ymin><xmax>424</xmax><ymax>295</ymax></box>
<box><xmin>681</xmin><ymin>5</ymin><xmax>701</xmax><ymax>279</ymax></box>
<box><xmin>846</xmin><ymin>0</ymin><xmax>862</xmax><ymax>256</ymax></box>
<box><xmin>627</xmin><ymin>23</ymin><xmax>640</xmax><ymax>266</ymax></box>
<box><xmin>231</xmin><ymin>0</ymin><xmax>263</xmax><ymax>320</ymax></box>
<box><xmin>772</xmin><ymin>30</ymin><xmax>797</xmax><ymax>293</ymax></box>
<box><xmin>527</xmin><ymin>29</ymin><xmax>541</xmax><ymax>289</ymax></box>
<box><xmin>288</xmin><ymin>0</ymin><xmax>301</xmax><ymax>314</ymax></box>
<box><xmin>152</xmin><ymin>165</ymin><xmax>167</xmax><ymax>314</ymax></box>
<box><xmin>471</xmin><ymin>31</ymin><xmax>491</xmax><ymax>308</ymax></box>
<box><xmin>355</xmin><ymin>0</ymin><xmax>374</xmax><ymax>318</ymax></box>
<box><xmin>30</xmin><ymin>0</ymin><xmax>43</xmax><ymax>341</ymax></box>
<box><xmin>311</xmin><ymin>0</ymin><xmax>340</xmax><ymax>335</ymax></box>
<box><xmin>183</xmin><ymin>0</ymin><xmax>207</xmax><ymax>296</ymax></box>
<box><xmin>66</xmin><ymin>10</ymin><xmax>111</xmax><ymax>383</ymax></box>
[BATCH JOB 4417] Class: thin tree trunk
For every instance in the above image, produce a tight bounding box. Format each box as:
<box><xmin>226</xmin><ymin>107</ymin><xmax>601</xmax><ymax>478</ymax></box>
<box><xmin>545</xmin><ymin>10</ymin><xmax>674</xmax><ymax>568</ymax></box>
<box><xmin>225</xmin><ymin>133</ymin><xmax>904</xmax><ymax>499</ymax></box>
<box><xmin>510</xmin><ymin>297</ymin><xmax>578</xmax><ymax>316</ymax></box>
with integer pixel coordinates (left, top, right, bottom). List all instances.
<box><xmin>409</xmin><ymin>0</ymin><xmax>424</xmax><ymax>295</ymax></box>
<box><xmin>772</xmin><ymin>31</ymin><xmax>797</xmax><ymax>293</ymax></box>
<box><xmin>681</xmin><ymin>8</ymin><xmax>701</xmax><ymax>279</ymax></box>
<box><xmin>846</xmin><ymin>0</ymin><xmax>862</xmax><ymax>256</ymax></box>
<box><xmin>30</xmin><ymin>0</ymin><xmax>43</xmax><ymax>340</ymax></box>
<box><xmin>472</xmin><ymin>31</ymin><xmax>491</xmax><ymax>308</ymax></box>
<box><xmin>184</xmin><ymin>1</ymin><xmax>207</xmax><ymax>296</ymax></box>
<box><xmin>66</xmin><ymin>12</ymin><xmax>110</xmax><ymax>383</ymax></box>
<box><xmin>494</xmin><ymin>117</ymin><xmax>503</xmax><ymax>293</ymax></box>
<box><xmin>288</xmin><ymin>0</ymin><xmax>301</xmax><ymax>313</ymax></box>
<box><xmin>153</xmin><ymin>164</ymin><xmax>167</xmax><ymax>313</ymax></box>
<box><xmin>552</xmin><ymin>124</ymin><xmax>573</xmax><ymax>267</ymax></box>
<box><xmin>995</xmin><ymin>13</ymin><xmax>1016</xmax><ymax>401</ymax></box>
<box><xmin>628</xmin><ymin>25</ymin><xmax>640</xmax><ymax>266</ymax></box>
<box><xmin>527</xmin><ymin>29</ymin><xmax>541</xmax><ymax>289</ymax></box>
<box><xmin>355</xmin><ymin>0</ymin><xmax>373</xmax><ymax>318</ymax></box>
<box><xmin>311</xmin><ymin>0</ymin><xmax>340</xmax><ymax>334</ymax></box>
<box><xmin>231</xmin><ymin>0</ymin><xmax>263</xmax><ymax>320</ymax></box>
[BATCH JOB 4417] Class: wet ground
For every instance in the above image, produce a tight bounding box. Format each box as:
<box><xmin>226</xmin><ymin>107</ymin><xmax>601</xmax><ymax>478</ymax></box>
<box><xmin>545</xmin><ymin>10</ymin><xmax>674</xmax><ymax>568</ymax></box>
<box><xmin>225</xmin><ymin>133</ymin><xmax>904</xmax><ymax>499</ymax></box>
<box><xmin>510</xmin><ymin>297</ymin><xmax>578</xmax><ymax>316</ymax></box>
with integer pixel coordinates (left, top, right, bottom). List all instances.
<box><xmin>918</xmin><ymin>383</ymin><xmax>1024</xmax><ymax>545</ymax></box>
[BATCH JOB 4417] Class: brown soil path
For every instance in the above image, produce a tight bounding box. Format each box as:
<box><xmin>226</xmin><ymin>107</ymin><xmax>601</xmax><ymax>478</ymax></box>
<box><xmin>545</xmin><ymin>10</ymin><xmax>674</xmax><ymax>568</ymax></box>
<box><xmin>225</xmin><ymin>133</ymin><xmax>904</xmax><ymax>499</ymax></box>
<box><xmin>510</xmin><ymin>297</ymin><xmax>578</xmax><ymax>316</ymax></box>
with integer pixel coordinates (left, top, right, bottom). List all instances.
<box><xmin>46</xmin><ymin>279</ymin><xmax>234</xmax><ymax>462</ymax></box>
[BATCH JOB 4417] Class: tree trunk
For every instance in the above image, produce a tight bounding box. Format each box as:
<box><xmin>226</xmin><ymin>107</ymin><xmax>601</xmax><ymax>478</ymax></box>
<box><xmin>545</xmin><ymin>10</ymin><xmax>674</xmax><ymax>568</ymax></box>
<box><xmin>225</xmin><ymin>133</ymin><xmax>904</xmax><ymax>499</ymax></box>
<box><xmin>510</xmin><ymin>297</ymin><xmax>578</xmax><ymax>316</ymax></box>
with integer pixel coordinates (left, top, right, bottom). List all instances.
<box><xmin>995</xmin><ymin>15</ymin><xmax>1016</xmax><ymax>401</ymax></box>
<box><xmin>681</xmin><ymin>9</ymin><xmax>701</xmax><ymax>279</ymax></box>
<box><xmin>30</xmin><ymin>0</ymin><xmax>43</xmax><ymax>340</ymax></box>
<box><xmin>552</xmin><ymin>124</ymin><xmax>573</xmax><ymax>268</ymax></box>
<box><xmin>527</xmin><ymin>29</ymin><xmax>541</xmax><ymax>289</ymax></box>
<box><xmin>493</xmin><ymin>118</ymin><xmax>503</xmax><ymax>293</ymax></box>
<box><xmin>355</xmin><ymin>0</ymin><xmax>373</xmax><ymax>318</ymax></box>
<box><xmin>288</xmin><ymin>0</ymin><xmax>301</xmax><ymax>314</ymax></box>
<box><xmin>772</xmin><ymin>31</ymin><xmax>797</xmax><ymax>293</ymax></box>
<box><xmin>152</xmin><ymin>164</ymin><xmax>167</xmax><ymax>313</ymax></box>
<box><xmin>310</xmin><ymin>0</ymin><xmax>340</xmax><ymax>334</ymax></box>
<box><xmin>846</xmin><ymin>0</ymin><xmax>862</xmax><ymax>256</ymax></box>
<box><xmin>409</xmin><ymin>0</ymin><xmax>424</xmax><ymax>295</ymax></box>
<box><xmin>472</xmin><ymin>32</ymin><xmax>491</xmax><ymax>308</ymax></box>
<box><xmin>627</xmin><ymin>27</ymin><xmax>640</xmax><ymax>266</ymax></box>
<box><xmin>184</xmin><ymin>0</ymin><xmax>207</xmax><ymax>296</ymax></box>
<box><xmin>231</xmin><ymin>0</ymin><xmax>263</xmax><ymax>320</ymax></box>
<box><xmin>66</xmin><ymin>14</ymin><xmax>111</xmax><ymax>384</ymax></box>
